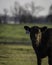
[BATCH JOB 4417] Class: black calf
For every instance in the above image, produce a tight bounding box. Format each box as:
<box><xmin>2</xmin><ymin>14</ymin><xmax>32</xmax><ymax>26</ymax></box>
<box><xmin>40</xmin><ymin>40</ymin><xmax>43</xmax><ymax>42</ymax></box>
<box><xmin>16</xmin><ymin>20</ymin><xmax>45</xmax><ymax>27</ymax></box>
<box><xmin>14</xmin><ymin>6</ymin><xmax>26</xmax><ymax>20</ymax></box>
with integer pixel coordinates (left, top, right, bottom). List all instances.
<box><xmin>24</xmin><ymin>26</ymin><xmax>52</xmax><ymax>65</ymax></box>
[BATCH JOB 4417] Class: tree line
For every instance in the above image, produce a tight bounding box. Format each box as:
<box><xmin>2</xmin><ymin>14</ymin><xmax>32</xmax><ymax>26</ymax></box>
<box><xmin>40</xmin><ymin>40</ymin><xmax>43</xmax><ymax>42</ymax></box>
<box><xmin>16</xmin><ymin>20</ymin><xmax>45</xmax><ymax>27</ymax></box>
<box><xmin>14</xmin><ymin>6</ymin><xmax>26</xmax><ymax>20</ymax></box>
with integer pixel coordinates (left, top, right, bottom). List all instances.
<box><xmin>0</xmin><ymin>1</ymin><xmax>52</xmax><ymax>24</ymax></box>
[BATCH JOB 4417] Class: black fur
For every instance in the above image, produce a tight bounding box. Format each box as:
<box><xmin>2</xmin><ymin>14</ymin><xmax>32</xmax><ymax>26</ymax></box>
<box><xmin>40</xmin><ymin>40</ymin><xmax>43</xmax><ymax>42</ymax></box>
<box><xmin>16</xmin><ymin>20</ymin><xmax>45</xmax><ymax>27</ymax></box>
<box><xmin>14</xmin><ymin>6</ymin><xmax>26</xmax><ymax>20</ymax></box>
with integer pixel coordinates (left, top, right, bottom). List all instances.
<box><xmin>24</xmin><ymin>26</ymin><xmax>52</xmax><ymax>65</ymax></box>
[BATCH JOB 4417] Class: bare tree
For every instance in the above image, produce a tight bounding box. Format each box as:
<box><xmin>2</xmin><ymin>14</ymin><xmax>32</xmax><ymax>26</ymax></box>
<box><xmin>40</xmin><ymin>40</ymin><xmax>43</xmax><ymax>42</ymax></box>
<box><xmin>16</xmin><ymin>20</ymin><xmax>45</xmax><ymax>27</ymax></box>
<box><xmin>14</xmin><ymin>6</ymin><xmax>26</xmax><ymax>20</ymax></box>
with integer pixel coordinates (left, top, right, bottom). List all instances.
<box><xmin>49</xmin><ymin>5</ymin><xmax>52</xmax><ymax>15</ymax></box>
<box><xmin>22</xmin><ymin>1</ymin><xmax>44</xmax><ymax>23</ymax></box>
<box><xmin>11</xmin><ymin>1</ymin><xmax>20</xmax><ymax>23</ymax></box>
<box><xmin>47</xmin><ymin>5</ymin><xmax>52</xmax><ymax>23</ymax></box>
<box><xmin>10</xmin><ymin>1</ymin><xmax>44</xmax><ymax>23</ymax></box>
<box><xmin>3</xmin><ymin>8</ymin><xmax>8</xmax><ymax>24</ymax></box>
<box><xmin>25</xmin><ymin>1</ymin><xmax>44</xmax><ymax>16</ymax></box>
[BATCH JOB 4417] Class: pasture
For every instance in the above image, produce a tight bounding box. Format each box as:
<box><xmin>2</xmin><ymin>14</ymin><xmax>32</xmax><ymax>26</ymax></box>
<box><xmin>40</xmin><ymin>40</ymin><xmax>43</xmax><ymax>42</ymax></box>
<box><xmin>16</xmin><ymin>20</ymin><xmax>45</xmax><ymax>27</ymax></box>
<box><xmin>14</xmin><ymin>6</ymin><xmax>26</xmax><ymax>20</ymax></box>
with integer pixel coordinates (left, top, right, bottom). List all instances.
<box><xmin>0</xmin><ymin>23</ymin><xmax>52</xmax><ymax>42</ymax></box>
<box><xmin>0</xmin><ymin>23</ymin><xmax>52</xmax><ymax>65</ymax></box>
<box><xmin>0</xmin><ymin>44</ymin><xmax>48</xmax><ymax>65</ymax></box>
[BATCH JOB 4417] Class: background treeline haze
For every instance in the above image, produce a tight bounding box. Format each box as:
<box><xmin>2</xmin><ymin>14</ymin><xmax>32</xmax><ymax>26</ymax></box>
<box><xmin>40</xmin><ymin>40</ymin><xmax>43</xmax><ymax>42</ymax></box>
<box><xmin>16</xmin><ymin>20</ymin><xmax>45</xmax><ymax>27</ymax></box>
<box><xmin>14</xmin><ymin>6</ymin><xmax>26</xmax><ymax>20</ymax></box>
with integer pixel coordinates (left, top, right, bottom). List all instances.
<box><xmin>0</xmin><ymin>1</ymin><xmax>52</xmax><ymax>24</ymax></box>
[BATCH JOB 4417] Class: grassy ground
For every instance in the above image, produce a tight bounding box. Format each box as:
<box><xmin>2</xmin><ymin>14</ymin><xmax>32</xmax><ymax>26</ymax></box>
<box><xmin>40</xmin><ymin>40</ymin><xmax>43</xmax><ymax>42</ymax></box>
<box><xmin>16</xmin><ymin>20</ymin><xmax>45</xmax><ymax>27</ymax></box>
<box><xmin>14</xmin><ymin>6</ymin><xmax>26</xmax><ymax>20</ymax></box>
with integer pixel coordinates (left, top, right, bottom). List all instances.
<box><xmin>0</xmin><ymin>23</ymin><xmax>51</xmax><ymax>65</ymax></box>
<box><xmin>0</xmin><ymin>44</ymin><xmax>48</xmax><ymax>65</ymax></box>
<box><xmin>0</xmin><ymin>23</ymin><xmax>52</xmax><ymax>42</ymax></box>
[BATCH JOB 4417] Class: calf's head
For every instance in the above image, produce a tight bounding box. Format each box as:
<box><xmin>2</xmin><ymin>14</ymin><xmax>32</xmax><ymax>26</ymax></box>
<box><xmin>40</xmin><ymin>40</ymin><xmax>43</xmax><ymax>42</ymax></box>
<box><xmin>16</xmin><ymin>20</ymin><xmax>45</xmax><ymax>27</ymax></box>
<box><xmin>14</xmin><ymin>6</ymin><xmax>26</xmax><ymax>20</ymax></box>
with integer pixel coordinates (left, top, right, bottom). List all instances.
<box><xmin>24</xmin><ymin>26</ymin><xmax>47</xmax><ymax>46</ymax></box>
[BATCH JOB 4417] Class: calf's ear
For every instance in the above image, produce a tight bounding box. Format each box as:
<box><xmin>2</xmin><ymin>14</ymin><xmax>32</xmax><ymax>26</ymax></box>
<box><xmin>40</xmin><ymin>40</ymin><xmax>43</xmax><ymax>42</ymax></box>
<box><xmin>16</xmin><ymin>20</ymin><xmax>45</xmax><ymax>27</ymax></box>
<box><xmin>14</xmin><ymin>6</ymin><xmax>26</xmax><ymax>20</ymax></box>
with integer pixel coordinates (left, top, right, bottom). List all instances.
<box><xmin>41</xmin><ymin>26</ymin><xmax>47</xmax><ymax>33</ymax></box>
<box><xmin>24</xmin><ymin>26</ymin><xmax>31</xmax><ymax>34</ymax></box>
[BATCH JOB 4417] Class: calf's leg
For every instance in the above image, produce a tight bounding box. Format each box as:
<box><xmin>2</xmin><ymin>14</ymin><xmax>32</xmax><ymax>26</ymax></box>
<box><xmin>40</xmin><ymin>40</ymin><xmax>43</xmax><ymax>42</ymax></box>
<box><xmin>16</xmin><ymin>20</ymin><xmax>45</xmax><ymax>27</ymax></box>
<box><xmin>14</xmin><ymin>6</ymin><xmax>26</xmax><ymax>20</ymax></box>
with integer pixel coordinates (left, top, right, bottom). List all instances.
<box><xmin>48</xmin><ymin>47</ymin><xmax>52</xmax><ymax>65</ymax></box>
<box><xmin>37</xmin><ymin>56</ymin><xmax>41</xmax><ymax>65</ymax></box>
<box><xmin>48</xmin><ymin>56</ymin><xmax>52</xmax><ymax>65</ymax></box>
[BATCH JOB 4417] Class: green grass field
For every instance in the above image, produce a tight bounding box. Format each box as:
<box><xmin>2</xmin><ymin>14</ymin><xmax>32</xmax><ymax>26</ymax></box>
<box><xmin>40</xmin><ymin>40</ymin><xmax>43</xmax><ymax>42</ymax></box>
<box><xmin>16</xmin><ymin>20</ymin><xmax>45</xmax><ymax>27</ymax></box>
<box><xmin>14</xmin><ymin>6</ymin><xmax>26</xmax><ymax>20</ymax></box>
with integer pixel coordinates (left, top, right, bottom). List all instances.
<box><xmin>0</xmin><ymin>23</ymin><xmax>52</xmax><ymax>42</ymax></box>
<box><xmin>0</xmin><ymin>44</ymin><xmax>48</xmax><ymax>65</ymax></box>
<box><xmin>0</xmin><ymin>23</ymin><xmax>52</xmax><ymax>65</ymax></box>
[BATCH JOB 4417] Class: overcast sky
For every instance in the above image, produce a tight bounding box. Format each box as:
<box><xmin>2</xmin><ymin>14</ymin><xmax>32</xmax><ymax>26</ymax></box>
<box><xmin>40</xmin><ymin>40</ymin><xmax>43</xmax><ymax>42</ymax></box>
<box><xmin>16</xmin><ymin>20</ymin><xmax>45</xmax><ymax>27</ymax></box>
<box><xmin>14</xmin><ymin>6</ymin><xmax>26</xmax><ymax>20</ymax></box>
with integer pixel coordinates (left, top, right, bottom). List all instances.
<box><xmin>0</xmin><ymin>0</ymin><xmax>52</xmax><ymax>16</ymax></box>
